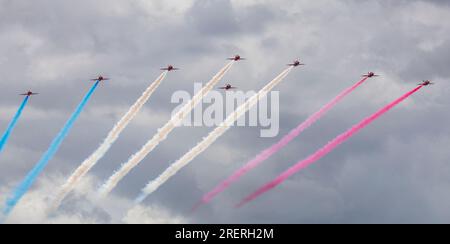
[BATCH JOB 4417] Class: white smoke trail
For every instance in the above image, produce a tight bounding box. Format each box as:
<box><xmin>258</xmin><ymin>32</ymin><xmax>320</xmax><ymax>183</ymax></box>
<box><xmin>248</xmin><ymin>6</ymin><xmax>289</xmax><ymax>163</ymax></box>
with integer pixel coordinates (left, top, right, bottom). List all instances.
<box><xmin>99</xmin><ymin>61</ymin><xmax>235</xmax><ymax>197</ymax></box>
<box><xmin>51</xmin><ymin>72</ymin><xmax>168</xmax><ymax>210</ymax></box>
<box><xmin>135</xmin><ymin>67</ymin><xmax>293</xmax><ymax>203</ymax></box>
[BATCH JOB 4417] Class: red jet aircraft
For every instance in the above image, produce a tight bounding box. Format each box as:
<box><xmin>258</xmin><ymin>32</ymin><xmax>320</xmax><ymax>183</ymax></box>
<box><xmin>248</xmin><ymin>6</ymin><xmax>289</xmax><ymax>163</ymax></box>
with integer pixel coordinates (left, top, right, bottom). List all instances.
<box><xmin>20</xmin><ymin>91</ymin><xmax>39</xmax><ymax>96</ymax></box>
<box><xmin>91</xmin><ymin>76</ymin><xmax>110</xmax><ymax>81</ymax></box>
<box><xmin>161</xmin><ymin>65</ymin><xmax>179</xmax><ymax>72</ymax></box>
<box><xmin>362</xmin><ymin>72</ymin><xmax>379</xmax><ymax>78</ymax></box>
<box><xmin>287</xmin><ymin>60</ymin><xmax>305</xmax><ymax>67</ymax></box>
<box><xmin>219</xmin><ymin>84</ymin><xmax>237</xmax><ymax>91</ymax></box>
<box><xmin>419</xmin><ymin>80</ymin><xmax>434</xmax><ymax>86</ymax></box>
<box><xmin>227</xmin><ymin>55</ymin><xmax>246</xmax><ymax>61</ymax></box>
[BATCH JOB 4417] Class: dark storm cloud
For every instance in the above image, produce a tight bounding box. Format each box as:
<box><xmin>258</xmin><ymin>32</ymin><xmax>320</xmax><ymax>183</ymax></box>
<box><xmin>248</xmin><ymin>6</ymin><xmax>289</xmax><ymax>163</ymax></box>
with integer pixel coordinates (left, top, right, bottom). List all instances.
<box><xmin>0</xmin><ymin>0</ymin><xmax>449</xmax><ymax>223</ymax></box>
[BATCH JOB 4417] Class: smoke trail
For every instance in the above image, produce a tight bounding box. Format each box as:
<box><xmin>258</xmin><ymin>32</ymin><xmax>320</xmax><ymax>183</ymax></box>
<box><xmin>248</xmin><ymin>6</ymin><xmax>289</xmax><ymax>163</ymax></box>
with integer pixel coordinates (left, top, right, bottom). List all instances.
<box><xmin>135</xmin><ymin>67</ymin><xmax>294</xmax><ymax>204</ymax></box>
<box><xmin>0</xmin><ymin>96</ymin><xmax>30</xmax><ymax>153</ymax></box>
<box><xmin>236</xmin><ymin>85</ymin><xmax>424</xmax><ymax>208</ymax></box>
<box><xmin>99</xmin><ymin>61</ymin><xmax>235</xmax><ymax>196</ymax></box>
<box><xmin>51</xmin><ymin>72</ymin><xmax>167</xmax><ymax>210</ymax></box>
<box><xmin>2</xmin><ymin>81</ymin><xmax>100</xmax><ymax>218</ymax></box>
<box><xmin>196</xmin><ymin>77</ymin><xmax>369</xmax><ymax>208</ymax></box>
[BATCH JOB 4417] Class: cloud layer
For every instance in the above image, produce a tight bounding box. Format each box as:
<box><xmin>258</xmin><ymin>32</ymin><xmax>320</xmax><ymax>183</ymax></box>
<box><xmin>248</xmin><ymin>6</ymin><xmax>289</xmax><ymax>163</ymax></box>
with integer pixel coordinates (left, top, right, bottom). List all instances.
<box><xmin>0</xmin><ymin>0</ymin><xmax>449</xmax><ymax>223</ymax></box>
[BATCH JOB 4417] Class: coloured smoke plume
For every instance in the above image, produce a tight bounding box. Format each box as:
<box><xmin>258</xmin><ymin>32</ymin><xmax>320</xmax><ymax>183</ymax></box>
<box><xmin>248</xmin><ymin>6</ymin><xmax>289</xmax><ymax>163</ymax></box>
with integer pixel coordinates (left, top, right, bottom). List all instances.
<box><xmin>135</xmin><ymin>67</ymin><xmax>294</xmax><ymax>204</ymax></box>
<box><xmin>0</xmin><ymin>96</ymin><xmax>30</xmax><ymax>153</ymax></box>
<box><xmin>99</xmin><ymin>61</ymin><xmax>235</xmax><ymax>196</ymax></box>
<box><xmin>236</xmin><ymin>85</ymin><xmax>424</xmax><ymax>208</ymax></box>
<box><xmin>2</xmin><ymin>81</ymin><xmax>100</xmax><ymax>220</ymax></box>
<box><xmin>51</xmin><ymin>72</ymin><xmax>168</xmax><ymax>210</ymax></box>
<box><xmin>196</xmin><ymin>77</ymin><xmax>370</xmax><ymax>209</ymax></box>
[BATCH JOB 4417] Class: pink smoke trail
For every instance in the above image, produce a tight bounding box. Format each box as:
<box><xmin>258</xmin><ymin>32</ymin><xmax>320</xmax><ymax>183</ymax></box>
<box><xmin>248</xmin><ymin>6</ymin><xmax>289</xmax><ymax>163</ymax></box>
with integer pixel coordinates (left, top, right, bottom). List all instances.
<box><xmin>195</xmin><ymin>77</ymin><xmax>369</xmax><ymax>209</ymax></box>
<box><xmin>236</xmin><ymin>85</ymin><xmax>423</xmax><ymax>208</ymax></box>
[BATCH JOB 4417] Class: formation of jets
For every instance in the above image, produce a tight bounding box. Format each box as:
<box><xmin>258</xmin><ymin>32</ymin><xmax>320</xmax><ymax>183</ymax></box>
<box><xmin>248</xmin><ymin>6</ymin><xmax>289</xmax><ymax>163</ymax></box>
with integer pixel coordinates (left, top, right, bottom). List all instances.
<box><xmin>17</xmin><ymin>56</ymin><xmax>434</xmax><ymax>98</ymax></box>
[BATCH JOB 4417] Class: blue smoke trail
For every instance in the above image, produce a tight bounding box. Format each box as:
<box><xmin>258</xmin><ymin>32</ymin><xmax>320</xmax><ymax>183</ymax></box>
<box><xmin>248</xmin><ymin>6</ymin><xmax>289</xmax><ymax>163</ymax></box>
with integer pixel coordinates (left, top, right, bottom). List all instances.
<box><xmin>2</xmin><ymin>81</ymin><xmax>99</xmax><ymax>218</ymax></box>
<box><xmin>0</xmin><ymin>96</ymin><xmax>29</xmax><ymax>153</ymax></box>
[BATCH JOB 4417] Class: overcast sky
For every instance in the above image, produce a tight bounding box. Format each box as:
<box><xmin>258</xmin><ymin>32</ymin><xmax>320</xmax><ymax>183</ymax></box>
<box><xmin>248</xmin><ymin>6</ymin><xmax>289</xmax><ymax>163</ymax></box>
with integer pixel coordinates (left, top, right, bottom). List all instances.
<box><xmin>0</xmin><ymin>0</ymin><xmax>449</xmax><ymax>224</ymax></box>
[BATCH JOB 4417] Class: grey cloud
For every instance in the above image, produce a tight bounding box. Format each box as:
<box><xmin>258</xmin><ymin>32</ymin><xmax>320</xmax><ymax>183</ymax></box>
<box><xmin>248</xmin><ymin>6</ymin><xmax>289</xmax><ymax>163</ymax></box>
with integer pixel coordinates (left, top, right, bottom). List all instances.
<box><xmin>0</xmin><ymin>0</ymin><xmax>449</xmax><ymax>224</ymax></box>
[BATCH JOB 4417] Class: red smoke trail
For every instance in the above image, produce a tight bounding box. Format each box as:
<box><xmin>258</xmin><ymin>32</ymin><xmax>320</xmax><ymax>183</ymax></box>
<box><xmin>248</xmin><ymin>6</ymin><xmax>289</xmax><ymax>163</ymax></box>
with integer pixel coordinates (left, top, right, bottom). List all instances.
<box><xmin>195</xmin><ymin>77</ymin><xmax>369</xmax><ymax>209</ymax></box>
<box><xmin>236</xmin><ymin>85</ymin><xmax>423</xmax><ymax>208</ymax></box>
